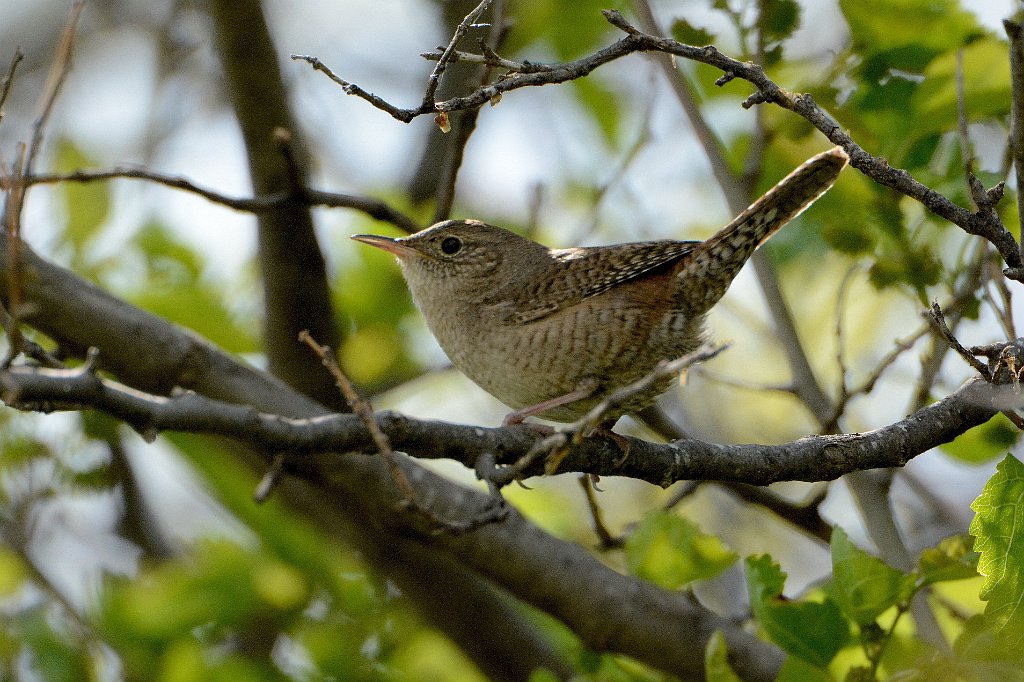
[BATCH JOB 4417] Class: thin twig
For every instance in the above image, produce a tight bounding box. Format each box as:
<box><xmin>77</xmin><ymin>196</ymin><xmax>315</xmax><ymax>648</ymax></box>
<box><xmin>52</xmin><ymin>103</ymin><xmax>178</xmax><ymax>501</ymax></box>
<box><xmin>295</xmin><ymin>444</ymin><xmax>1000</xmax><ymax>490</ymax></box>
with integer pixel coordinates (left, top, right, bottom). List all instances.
<box><xmin>421</xmin><ymin>0</ymin><xmax>493</xmax><ymax>109</ymax></box>
<box><xmin>1</xmin><ymin>144</ymin><xmax>27</xmax><ymax>363</ymax></box>
<box><xmin>298</xmin><ymin>330</ymin><xmax>418</xmax><ymax>504</ymax></box>
<box><xmin>1003</xmin><ymin>18</ymin><xmax>1024</xmax><ymax>256</ymax></box>
<box><xmin>298</xmin><ymin>331</ymin><xmax>508</xmax><ymax>532</ymax></box>
<box><xmin>14</xmin><ymin>168</ymin><xmax>423</xmax><ymax>234</ymax></box>
<box><xmin>297</xmin><ymin>7</ymin><xmax>1024</xmax><ymax>277</ymax></box>
<box><xmin>24</xmin><ymin>1</ymin><xmax>84</xmax><ymax>181</ymax></box>
<box><xmin>430</xmin><ymin>0</ymin><xmax>505</xmax><ymax>223</ymax></box>
<box><xmin>493</xmin><ymin>344</ymin><xmax>729</xmax><ymax>484</ymax></box>
<box><xmin>928</xmin><ymin>302</ymin><xmax>990</xmax><ymax>378</ymax></box>
<box><xmin>3</xmin><ymin>3</ymin><xmax>84</xmax><ymax>364</ymax></box>
<box><xmin>578</xmin><ymin>474</ymin><xmax>622</xmax><ymax>549</ymax></box>
<box><xmin>0</xmin><ymin>48</ymin><xmax>25</xmax><ymax>120</ymax></box>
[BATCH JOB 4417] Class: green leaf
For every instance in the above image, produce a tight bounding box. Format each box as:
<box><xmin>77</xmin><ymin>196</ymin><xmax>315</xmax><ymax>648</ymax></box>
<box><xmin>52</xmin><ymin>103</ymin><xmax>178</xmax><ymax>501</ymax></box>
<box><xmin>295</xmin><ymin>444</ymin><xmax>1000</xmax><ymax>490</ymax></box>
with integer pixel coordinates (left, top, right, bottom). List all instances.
<box><xmin>671</xmin><ymin>17</ymin><xmax>715</xmax><ymax>45</ymax></box>
<box><xmin>745</xmin><ymin>555</ymin><xmax>848</xmax><ymax>668</ymax></box>
<box><xmin>831</xmin><ymin>527</ymin><xmax>916</xmax><ymax>626</ymax></box>
<box><xmin>704</xmin><ymin>631</ymin><xmax>741</xmax><ymax>682</ymax></box>
<box><xmin>0</xmin><ymin>549</ymin><xmax>27</xmax><ymax>597</ymax></box>
<box><xmin>54</xmin><ymin>138</ymin><xmax>111</xmax><ymax>256</ymax></box>
<box><xmin>16</xmin><ymin>610</ymin><xmax>91</xmax><ymax>682</ymax></box>
<box><xmin>571</xmin><ymin>77</ymin><xmax>620</xmax><ymax>146</ymax></box>
<box><xmin>775</xmin><ymin>654</ymin><xmax>832</xmax><ymax>682</ymax></box>
<box><xmin>624</xmin><ymin>511</ymin><xmax>737</xmax><ymax>589</ymax></box>
<box><xmin>761</xmin><ymin>0</ymin><xmax>801</xmax><ymax>42</ymax></box>
<box><xmin>952</xmin><ymin>615</ymin><xmax>1024</xmax><ymax>675</ymax></box>
<box><xmin>969</xmin><ymin>454</ymin><xmax>1024</xmax><ymax>647</ymax></box>
<box><xmin>126</xmin><ymin>222</ymin><xmax>258</xmax><ymax>354</ymax></box>
<box><xmin>941</xmin><ymin>413</ymin><xmax>1020</xmax><ymax>464</ymax></box>
<box><xmin>841</xmin><ymin>0</ymin><xmax>984</xmax><ymax>74</ymax></box>
<box><xmin>918</xmin><ymin>534</ymin><xmax>980</xmax><ymax>585</ymax></box>
<box><xmin>912</xmin><ymin>37</ymin><xmax>1012</xmax><ymax>134</ymax></box>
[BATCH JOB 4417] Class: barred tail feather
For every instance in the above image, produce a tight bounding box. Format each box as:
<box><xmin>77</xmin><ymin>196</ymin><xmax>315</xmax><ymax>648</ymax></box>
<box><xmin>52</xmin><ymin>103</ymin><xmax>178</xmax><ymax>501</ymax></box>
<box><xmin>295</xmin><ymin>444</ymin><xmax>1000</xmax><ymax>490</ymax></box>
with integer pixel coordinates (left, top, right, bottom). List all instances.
<box><xmin>679</xmin><ymin>146</ymin><xmax>849</xmax><ymax>313</ymax></box>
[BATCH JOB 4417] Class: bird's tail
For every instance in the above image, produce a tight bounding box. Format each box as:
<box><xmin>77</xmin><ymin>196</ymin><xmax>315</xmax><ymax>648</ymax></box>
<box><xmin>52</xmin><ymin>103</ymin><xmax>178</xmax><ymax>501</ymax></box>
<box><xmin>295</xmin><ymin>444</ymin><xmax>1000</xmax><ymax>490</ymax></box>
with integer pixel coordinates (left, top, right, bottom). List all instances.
<box><xmin>679</xmin><ymin>146</ymin><xmax>849</xmax><ymax>313</ymax></box>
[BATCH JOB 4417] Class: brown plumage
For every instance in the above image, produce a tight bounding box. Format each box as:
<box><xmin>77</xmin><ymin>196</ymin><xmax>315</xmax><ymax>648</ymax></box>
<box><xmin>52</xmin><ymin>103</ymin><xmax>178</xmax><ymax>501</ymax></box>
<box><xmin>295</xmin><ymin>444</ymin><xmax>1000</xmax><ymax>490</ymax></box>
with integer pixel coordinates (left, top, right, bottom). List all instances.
<box><xmin>353</xmin><ymin>147</ymin><xmax>848</xmax><ymax>422</ymax></box>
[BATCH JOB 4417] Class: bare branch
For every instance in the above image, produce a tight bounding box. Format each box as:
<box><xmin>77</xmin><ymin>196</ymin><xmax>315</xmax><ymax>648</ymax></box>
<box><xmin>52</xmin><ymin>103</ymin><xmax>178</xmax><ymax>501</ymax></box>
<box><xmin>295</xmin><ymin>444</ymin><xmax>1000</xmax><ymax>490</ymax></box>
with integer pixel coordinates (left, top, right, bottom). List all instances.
<box><xmin>1003</xmin><ymin>18</ymin><xmax>1024</xmax><ymax>249</ymax></box>
<box><xmin>0</xmin><ymin>48</ymin><xmax>24</xmax><ymax>119</ymax></box>
<box><xmin>15</xmin><ymin>168</ymin><xmax>422</xmax><ymax>234</ymax></box>
<box><xmin>297</xmin><ymin>8</ymin><xmax>1024</xmax><ymax>275</ymax></box>
<box><xmin>421</xmin><ymin>0</ymin><xmax>493</xmax><ymax>109</ymax></box>
<box><xmin>0</xmin><ymin>362</ymin><xmax>997</xmax><ymax>487</ymax></box>
<box><xmin>24</xmin><ymin>1</ymin><xmax>84</xmax><ymax>181</ymax></box>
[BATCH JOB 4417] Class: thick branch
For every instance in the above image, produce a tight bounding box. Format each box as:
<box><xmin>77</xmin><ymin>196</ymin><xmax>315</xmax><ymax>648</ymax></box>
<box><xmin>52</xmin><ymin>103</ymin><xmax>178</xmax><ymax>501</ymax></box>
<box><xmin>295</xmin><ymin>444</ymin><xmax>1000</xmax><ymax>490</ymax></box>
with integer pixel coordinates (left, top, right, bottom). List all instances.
<box><xmin>210</xmin><ymin>0</ymin><xmax>343</xmax><ymax>408</ymax></box>
<box><xmin>0</xmin><ymin>365</ymin><xmax>996</xmax><ymax>487</ymax></box>
<box><xmin>0</xmin><ymin>233</ymin><xmax>781</xmax><ymax>678</ymax></box>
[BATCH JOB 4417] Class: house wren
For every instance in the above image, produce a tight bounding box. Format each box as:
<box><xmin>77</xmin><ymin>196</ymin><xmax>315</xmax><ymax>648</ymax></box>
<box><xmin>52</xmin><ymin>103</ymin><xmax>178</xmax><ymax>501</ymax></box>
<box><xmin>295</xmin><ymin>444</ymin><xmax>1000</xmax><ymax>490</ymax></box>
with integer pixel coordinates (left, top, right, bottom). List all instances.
<box><xmin>353</xmin><ymin>147</ymin><xmax>848</xmax><ymax>423</ymax></box>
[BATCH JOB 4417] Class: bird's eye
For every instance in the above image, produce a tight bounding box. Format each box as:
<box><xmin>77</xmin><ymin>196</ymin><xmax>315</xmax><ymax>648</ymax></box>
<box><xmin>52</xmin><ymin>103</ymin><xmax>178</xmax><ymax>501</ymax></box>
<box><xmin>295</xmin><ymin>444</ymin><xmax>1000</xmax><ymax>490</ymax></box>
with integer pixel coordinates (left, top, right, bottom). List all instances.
<box><xmin>440</xmin><ymin>236</ymin><xmax>462</xmax><ymax>255</ymax></box>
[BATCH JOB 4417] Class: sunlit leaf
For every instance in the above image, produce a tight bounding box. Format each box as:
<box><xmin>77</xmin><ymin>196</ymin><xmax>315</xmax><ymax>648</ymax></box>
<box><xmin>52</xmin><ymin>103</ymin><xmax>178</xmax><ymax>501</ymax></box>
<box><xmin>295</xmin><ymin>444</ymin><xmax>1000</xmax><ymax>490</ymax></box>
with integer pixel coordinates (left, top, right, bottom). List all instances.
<box><xmin>942</xmin><ymin>414</ymin><xmax>1020</xmax><ymax>464</ymax></box>
<box><xmin>625</xmin><ymin>511</ymin><xmax>736</xmax><ymax>589</ymax></box>
<box><xmin>54</xmin><ymin>138</ymin><xmax>111</xmax><ymax>258</ymax></box>
<box><xmin>831</xmin><ymin>527</ymin><xmax>915</xmax><ymax>626</ymax></box>
<box><xmin>746</xmin><ymin>555</ymin><xmax>848</xmax><ymax>668</ymax></box>
<box><xmin>970</xmin><ymin>454</ymin><xmax>1024</xmax><ymax>648</ymax></box>
<box><xmin>705</xmin><ymin>630</ymin><xmax>742</xmax><ymax>682</ymax></box>
<box><xmin>918</xmin><ymin>534</ymin><xmax>979</xmax><ymax>585</ymax></box>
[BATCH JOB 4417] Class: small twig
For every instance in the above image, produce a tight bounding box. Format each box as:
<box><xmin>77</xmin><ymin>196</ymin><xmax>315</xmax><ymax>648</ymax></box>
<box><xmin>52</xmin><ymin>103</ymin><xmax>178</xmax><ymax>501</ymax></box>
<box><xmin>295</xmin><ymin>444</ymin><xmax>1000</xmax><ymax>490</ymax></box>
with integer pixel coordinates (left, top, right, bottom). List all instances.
<box><xmin>2</xmin><ymin>144</ymin><xmax>27</xmax><ymax>363</ymax></box>
<box><xmin>291</xmin><ymin>54</ymin><xmax>422</xmax><ymax>122</ymax></box>
<box><xmin>3</xmin><ymin>3</ymin><xmax>83</xmax><ymax>364</ymax></box>
<box><xmin>298</xmin><ymin>331</ymin><xmax>506</xmax><ymax>532</ymax></box>
<box><xmin>1003</xmin><ymin>18</ymin><xmax>1024</xmax><ymax>255</ymax></box>
<box><xmin>13</xmin><ymin>168</ymin><xmax>423</xmax><ymax>234</ymax></box>
<box><xmin>254</xmin><ymin>452</ymin><xmax>287</xmax><ymax>503</ymax></box>
<box><xmin>0</xmin><ymin>48</ymin><xmax>24</xmax><ymax>120</ymax></box>
<box><xmin>574</xmin><ymin>345</ymin><xmax>729</xmax><ymax>441</ymax></box>
<box><xmin>578</xmin><ymin>474</ymin><xmax>622</xmax><ymax>549</ymax></box>
<box><xmin>833</xmin><ymin>264</ymin><xmax>859</xmax><ymax>399</ymax></box>
<box><xmin>431</xmin><ymin>0</ymin><xmax>508</xmax><ymax>224</ymax></box>
<box><xmin>495</xmin><ymin>344</ymin><xmax>729</xmax><ymax>483</ymax></box>
<box><xmin>298</xmin><ymin>330</ymin><xmax>418</xmax><ymax>504</ymax></box>
<box><xmin>421</xmin><ymin>0</ymin><xmax>493</xmax><ymax>109</ymax></box>
<box><xmin>927</xmin><ymin>302</ymin><xmax>990</xmax><ymax>379</ymax></box>
<box><xmin>663</xmin><ymin>480</ymin><xmax>701</xmax><ymax>510</ymax></box>
<box><xmin>824</xmin><ymin>323</ymin><xmax>932</xmax><ymax>431</ymax></box>
<box><xmin>24</xmin><ymin>1</ymin><xmax>84</xmax><ymax>182</ymax></box>
<box><xmin>926</xmin><ymin>302</ymin><xmax>1024</xmax><ymax>427</ymax></box>
<box><xmin>420</xmin><ymin>48</ymin><xmax>550</xmax><ymax>73</ymax></box>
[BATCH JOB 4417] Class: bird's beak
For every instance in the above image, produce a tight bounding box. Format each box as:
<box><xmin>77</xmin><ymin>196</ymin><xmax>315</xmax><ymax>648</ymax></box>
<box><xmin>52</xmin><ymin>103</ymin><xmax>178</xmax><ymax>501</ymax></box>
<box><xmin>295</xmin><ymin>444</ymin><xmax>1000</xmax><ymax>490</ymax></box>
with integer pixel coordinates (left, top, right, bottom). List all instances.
<box><xmin>351</xmin><ymin>234</ymin><xmax>417</xmax><ymax>259</ymax></box>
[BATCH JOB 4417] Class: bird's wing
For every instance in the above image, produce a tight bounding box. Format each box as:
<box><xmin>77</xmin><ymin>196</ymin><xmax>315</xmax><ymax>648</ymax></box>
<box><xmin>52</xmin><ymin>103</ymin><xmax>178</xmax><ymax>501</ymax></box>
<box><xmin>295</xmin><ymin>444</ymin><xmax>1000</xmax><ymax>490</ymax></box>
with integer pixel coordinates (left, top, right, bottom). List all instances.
<box><xmin>491</xmin><ymin>240</ymin><xmax>698</xmax><ymax>324</ymax></box>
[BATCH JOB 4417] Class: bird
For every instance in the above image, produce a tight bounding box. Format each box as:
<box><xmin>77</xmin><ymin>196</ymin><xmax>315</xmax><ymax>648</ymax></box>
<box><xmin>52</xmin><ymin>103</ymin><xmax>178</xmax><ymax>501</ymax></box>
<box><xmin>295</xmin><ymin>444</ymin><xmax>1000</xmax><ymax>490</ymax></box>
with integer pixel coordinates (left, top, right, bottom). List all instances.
<box><xmin>352</xmin><ymin>147</ymin><xmax>848</xmax><ymax>425</ymax></box>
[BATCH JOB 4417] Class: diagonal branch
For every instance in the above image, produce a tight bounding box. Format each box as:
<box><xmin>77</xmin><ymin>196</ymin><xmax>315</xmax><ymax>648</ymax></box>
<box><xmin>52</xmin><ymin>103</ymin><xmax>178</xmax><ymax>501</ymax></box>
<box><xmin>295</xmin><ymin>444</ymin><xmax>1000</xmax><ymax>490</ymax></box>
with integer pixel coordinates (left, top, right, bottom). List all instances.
<box><xmin>297</xmin><ymin>8</ymin><xmax>1023</xmax><ymax>276</ymax></box>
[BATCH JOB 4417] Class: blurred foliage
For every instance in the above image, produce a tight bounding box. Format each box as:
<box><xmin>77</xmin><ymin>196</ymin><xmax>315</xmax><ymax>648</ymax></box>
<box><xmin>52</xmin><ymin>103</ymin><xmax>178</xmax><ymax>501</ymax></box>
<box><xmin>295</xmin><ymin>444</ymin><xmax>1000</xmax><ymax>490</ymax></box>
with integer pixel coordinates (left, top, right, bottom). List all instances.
<box><xmin>624</xmin><ymin>511</ymin><xmax>736</xmax><ymax>589</ymax></box>
<box><xmin>1</xmin><ymin>0</ymin><xmax>1023</xmax><ymax>680</ymax></box>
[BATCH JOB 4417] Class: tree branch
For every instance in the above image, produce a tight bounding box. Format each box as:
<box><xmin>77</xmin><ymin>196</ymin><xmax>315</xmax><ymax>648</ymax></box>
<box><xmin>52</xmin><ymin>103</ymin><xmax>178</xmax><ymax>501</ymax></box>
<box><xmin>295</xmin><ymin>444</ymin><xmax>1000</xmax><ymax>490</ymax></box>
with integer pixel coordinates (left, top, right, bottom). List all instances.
<box><xmin>297</xmin><ymin>8</ymin><xmax>1024</xmax><ymax>276</ymax></box>
<box><xmin>0</xmin><ymin>363</ymin><xmax>996</xmax><ymax>487</ymax></box>
<box><xmin>13</xmin><ymin>168</ymin><xmax>422</xmax><ymax>234</ymax></box>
